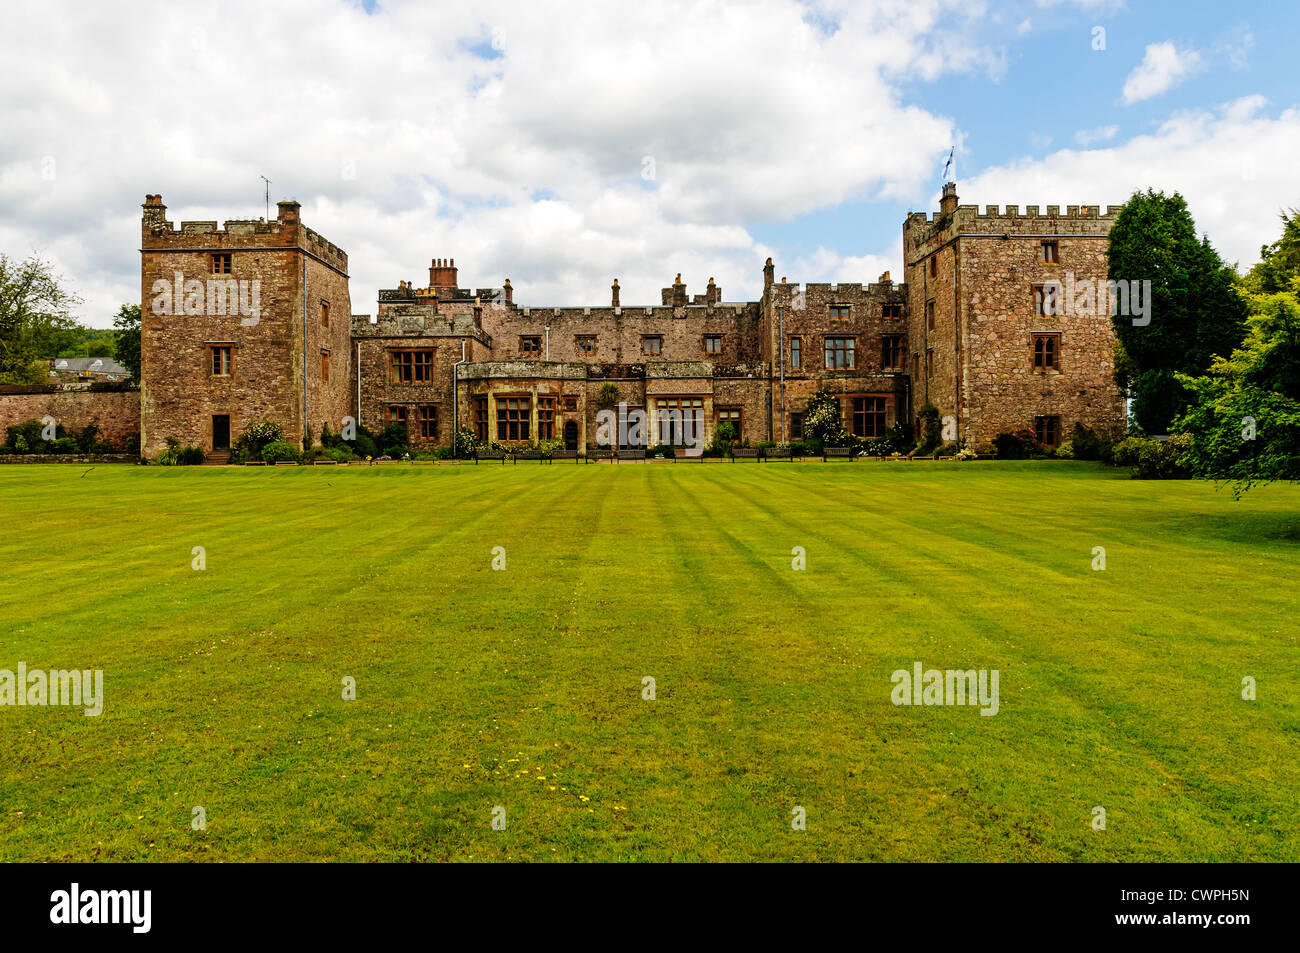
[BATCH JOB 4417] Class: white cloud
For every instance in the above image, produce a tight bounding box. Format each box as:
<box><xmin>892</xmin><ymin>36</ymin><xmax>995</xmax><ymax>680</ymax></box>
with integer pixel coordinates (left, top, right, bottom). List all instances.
<box><xmin>1122</xmin><ymin>41</ymin><xmax>1204</xmax><ymax>104</ymax></box>
<box><xmin>1074</xmin><ymin>125</ymin><xmax>1119</xmax><ymax>146</ymax></box>
<box><xmin>951</xmin><ymin>97</ymin><xmax>1300</xmax><ymax>270</ymax></box>
<box><xmin>0</xmin><ymin>0</ymin><xmax>1005</xmax><ymax>326</ymax></box>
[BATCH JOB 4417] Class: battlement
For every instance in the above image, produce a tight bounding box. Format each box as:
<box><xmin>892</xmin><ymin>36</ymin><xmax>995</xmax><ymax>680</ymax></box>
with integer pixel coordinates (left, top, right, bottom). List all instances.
<box><xmin>140</xmin><ymin>194</ymin><xmax>347</xmax><ymax>271</ymax></box>
<box><xmin>771</xmin><ymin>280</ymin><xmax>909</xmax><ymax>298</ymax></box>
<box><xmin>350</xmin><ymin>306</ymin><xmax>491</xmax><ymax>343</ymax></box>
<box><xmin>906</xmin><ymin>200</ymin><xmax>1121</xmax><ymax>228</ymax></box>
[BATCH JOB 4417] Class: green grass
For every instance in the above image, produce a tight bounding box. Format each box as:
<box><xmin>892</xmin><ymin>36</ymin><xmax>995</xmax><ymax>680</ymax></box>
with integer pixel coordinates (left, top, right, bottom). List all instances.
<box><xmin>0</xmin><ymin>460</ymin><xmax>1296</xmax><ymax>862</ymax></box>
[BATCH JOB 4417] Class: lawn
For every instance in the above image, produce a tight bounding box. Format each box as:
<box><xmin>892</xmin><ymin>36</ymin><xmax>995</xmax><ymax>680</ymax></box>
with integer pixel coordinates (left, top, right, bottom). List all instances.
<box><xmin>0</xmin><ymin>460</ymin><xmax>1296</xmax><ymax>862</ymax></box>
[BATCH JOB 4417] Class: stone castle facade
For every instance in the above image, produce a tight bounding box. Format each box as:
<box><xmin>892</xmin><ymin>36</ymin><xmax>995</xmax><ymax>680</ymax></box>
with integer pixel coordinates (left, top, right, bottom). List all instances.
<box><xmin>138</xmin><ymin>185</ymin><xmax>1126</xmax><ymax>457</ymax></box>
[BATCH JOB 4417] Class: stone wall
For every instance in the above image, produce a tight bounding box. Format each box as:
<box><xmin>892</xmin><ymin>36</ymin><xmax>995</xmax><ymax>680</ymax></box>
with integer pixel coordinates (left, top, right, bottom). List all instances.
<box><xmin>0</xmin><ymin>386</ymin><xmax>139</xmax><ymax>449</ymax></box>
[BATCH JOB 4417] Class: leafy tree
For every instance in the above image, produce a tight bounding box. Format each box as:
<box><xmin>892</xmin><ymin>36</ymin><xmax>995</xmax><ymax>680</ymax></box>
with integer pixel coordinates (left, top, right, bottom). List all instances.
<box><xmin>1107</xmin><ymin>190</ymin><xmax>1248</xmax><ymax>432</ymax></box>
<box><xmin>112</xmin><ymin>304</ymin><xmax>141</xmax><ymax>381</ymax></box>
<box><xmin>1243</xmin><ymin>208</ymin><xmax>1300</xmax><ymax>295</ymax></box>
<box><xmin>56</xmin><ymin>326</ymin><xmax>118</xmax><ymax>358</ymax></box>
<box><xmin>1174</xmin><ymin>292</ymin><xmax>1300</xmax><ymax>495</ymax></box>
<box><xmin>0</xmin><ymin>252</ymin><xmax>82</xmax><ymax>384</ymax></box>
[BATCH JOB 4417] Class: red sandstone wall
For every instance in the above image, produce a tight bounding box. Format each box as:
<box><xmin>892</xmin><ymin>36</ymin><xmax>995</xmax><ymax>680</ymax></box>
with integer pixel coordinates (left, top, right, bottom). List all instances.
<box><xmin>0</xmin><ymin>388</ymin><xmax>140</xmax><ymax>449</ymax></box>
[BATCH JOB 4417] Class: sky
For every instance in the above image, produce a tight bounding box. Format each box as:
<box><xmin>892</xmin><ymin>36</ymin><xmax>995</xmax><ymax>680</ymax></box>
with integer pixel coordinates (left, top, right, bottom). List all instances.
<box><xmin>1</xmin><ymin>0</ymin><xmax>1297</xmax><ymax>327</ymax></box>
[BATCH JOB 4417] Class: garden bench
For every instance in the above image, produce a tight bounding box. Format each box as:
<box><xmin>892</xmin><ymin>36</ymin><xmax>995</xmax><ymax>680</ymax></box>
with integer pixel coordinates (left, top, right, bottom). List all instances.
<box><xmin>673</xmin><ymin>447</ymin><xmax>704</xmax><ymax>461</ymax></box>
<box><xmin>551</xmin><ymin>449</ymin><xmax>581</xmax><ymax>464</ymax></box>
<box><xmin>766</xmin><ymin>446</ymin><xmax>797</xmax><ymax>462</ymax></box>
<box><xmin>475</xmin><ymin>449</ymin><xmax>508</xmax><ymax>464</ymax></box>
<box><xmin>616</xmin><ymin>449</ymin><xmax>646</xmax><ymax>462</ymax></box>
<box><xmin>586</xmin><ymin>447</ymin><xmax>614</xmax><ymax>463</ymax></box>
<box><xmin>823</xmin><ymin>447</ymin><xmax>855</xmax><ymax>462</ymax></box>
<box><xmin>731</xmin><ymin>447</ymin><xmax>761</xmax><ymax>461</ymax></box>
<box><xmin>513</xmin><ymin>448</ymin><xmax>547</xmax><ymax>464</ymax></box>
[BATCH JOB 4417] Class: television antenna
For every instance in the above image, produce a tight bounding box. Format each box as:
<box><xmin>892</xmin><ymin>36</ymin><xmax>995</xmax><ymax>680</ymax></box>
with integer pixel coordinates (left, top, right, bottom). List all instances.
<box><xmin>259</xmin><ymin>175</ymin><xmax>271</xmax><ymax>220</ymax></box>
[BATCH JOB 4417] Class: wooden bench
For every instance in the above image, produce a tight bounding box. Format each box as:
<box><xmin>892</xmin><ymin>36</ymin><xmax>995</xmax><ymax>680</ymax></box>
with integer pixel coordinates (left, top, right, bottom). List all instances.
<box><xmin>513</xmin><ymin>448</ymin><xmax>546</xmax><ymax>464</ymax></box>
<box><xmin>673</xmin><ymin>447</ymin><xmax>704</xmax><ymax>461</ymax></box>
<box><xmin>765</xmin><ymin>446</ymin><xmax>797</xmax><ymax>462</ymax></box>
<box><xmin>551</xmin><ymin>449</ymin><xmax>581</xmax><ymax>464</ymax></box>
<box><xmin>731</xmin><ymin>447</ymin><xmax>761</xmax><ymax>461</ymax></box>
<box><xmin>475</xmin><ymin>449</ymin><xmax>507</xmax><ymax>464</ymax></box>
<box><xmin>616</xmin><ymin>449</ymin><xmax>646</xmax><ymax>462</ymax></box>
<box><xmin>586</xmin><ymin>447</ymin><xmax>614</xmax><ymax>463</ymax></box>
<box><xmin>823</xmin><ymin>446</ymin><xmax>855</xmax><ymax>462</ymax></box>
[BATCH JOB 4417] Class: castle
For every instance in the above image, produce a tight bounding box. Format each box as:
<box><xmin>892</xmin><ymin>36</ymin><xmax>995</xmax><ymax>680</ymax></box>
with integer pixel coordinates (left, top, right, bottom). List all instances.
<box><xmin>138</xmin><ymin>184</ymin><xmax>1126</xmax><ymax>458</ymax></box>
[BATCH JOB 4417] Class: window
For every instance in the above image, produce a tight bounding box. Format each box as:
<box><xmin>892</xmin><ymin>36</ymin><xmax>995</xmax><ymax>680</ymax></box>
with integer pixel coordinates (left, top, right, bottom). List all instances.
<box><xmin>387</xmin><ymin>404</ymin><xmax>409</xmax><ymax>427</ymax></box>
<box><xmin>824</xmin><ymin>336</ymin><xmax>855</xmax><ymax>369</ymax></box>
<box><xmin>703</xmin><ymin>334</ymin><xmax>722</xmax><ymax>355</ymax></box>
<box><xmin>790</xmin><ymin>411</ymin><xmax>804</xmax><ymax>440</ymax></box>
<box><xmin>1033</xmin><ymin>332</ymin><xmax>1061</xmax><ymax>370</ymax></box>
<box><xmin>1034</xmin><ymin>415</ymin><xmax>1061</xmax><ymax>447</ymax></box>
<box><xmin>211</xmin><ymin>253</ymin><xmax>232</xmax><ymax>275</ymax></box>
<box><xmin>418</xmin><ymin>404</ymin><xmax>437</xmax><ymax>439</ymax></box>
<box><xmin>789</xmin><ymin>336</ymin><xmax>801</xmax><ymax>368</ymax></box>
<box><xmin>881</xmin><ymin>334</ymin><xmax>903</xmax><ymax>370</ymax></box>
<box><xmin>851</xmin><ymin>396</ymin><xmax>887</xmax><ymax>438</ymax></box>
<box><xmin>390</xmin><ymin>349</ymin><xmax>434</xmax><ymax>383</ymax></box>
<box><xmin>321</xmin><ymin>349</ymin><xmax>330</xmax><ymax>381</ymax></box>
<box><xmin>210</xmin><ymin>345</ymin><xmax>231</xmax><ymax>377</ymax></box>
<box><xmin>829</xmin><ymin>304</ymin><xmax>851</xmax><ymax>320</ymax></box>
<box><xmin>925</xmin><ymin>348</ymin><xmax>934</xmax><ymax>378</ymax></box>
<box><xmin>321</xmin><ymin>300</ymin><xmax>330</xmax><ymax>327</ymax></box>
<box><xmin>655</xmin><ymin>397</ymin><xmax>704</xmax><ymax>446</ymax></box>
<box><xmin>925</xmin><ymin>299</ymin><xmax>935</xmax><ymax>331</ymax></box>
<box><xmin>642</xmin><ymin>335</ymin><xmax>662</xmax><ymax>356</ymax></box>
<box><xmin>520</xmin><ymin>335</ymin><xmax>541</xmax><ymax>354</ymax></box>
<box><xmin>1033</xmin><ymin>283</ymin><xmax>1062</xmax><ymax>316</ymax></box>
<box><xmin>474</xmin><ymin>397</ymin><xmax>488</xmax><ymax>441</ymax></box>
<box><xmin>538</xmin><ymin>396</ymin><xmax>556</xmax><ymax>441</ymax></box>
<box><xmin>576</xmin><ymin>335</ymin><xmax>596</xmax><ymax>354</ymax></box>
<box><xmin>929</xmin><ymin>255</ymin><xmax>937</xmax><ymax>278</ymax></box>
<box><xmin>882</xmin><ymin>303</ymin><xmax>902</xmax><ymax>319</ymax></box>
<box><xmin>497</xmin><ymin>396</ymin><xmax>530</xmax><ymax>441</ymax></box>
<box><xmin>1040</xmin><ymin>240</ymin><xmax>1059</xmax><ymax>263</ymax></box>
<box><xmin>564</xmin><ymin>396</ymin><xmax>578</xmax><ymax>411</ymax></box>
<box><xmin>718</xmin><ymin>407</ymin><xmax>742</xmax><ymax>441</ymax></box>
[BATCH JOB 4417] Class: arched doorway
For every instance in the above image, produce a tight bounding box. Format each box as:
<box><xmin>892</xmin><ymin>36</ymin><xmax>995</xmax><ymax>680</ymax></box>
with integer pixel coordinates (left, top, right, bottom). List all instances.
<box><xmin>563</xmin><ymin>420</ymin><xmax>578</xmax><ymax>451</ymax></box>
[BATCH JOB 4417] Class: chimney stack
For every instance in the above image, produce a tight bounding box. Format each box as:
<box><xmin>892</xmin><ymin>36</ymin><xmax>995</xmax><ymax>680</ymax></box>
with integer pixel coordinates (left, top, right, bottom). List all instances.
<box><xmin>940</xmin><ymin>182</ymin><xmax>958</xmax><ymax>216</ymax></box>
<box><xmin>429</xmin><ymin>257</ymin><xmax>458</xmax><ymax>292</ymax></box>
<box><xmin>141</xmin><ymin>194</ymin><xmax>168</xmax><ymax>228</ymax></box>
<box><xmin>706</xmin><ymin>277</ymin><xmax>720</xmax><ymax>306</ymax></box>
<box><xmin>503</xmin><ymin>279</ymin><xmax>512</xmax><ymax>305</ymax></box>
<box><xmin>671</xmin><ymin>272</ymin><xmax>686</xmax><ymax>308</ymax></box>
<box><xmin>276</xmin><ymin>200</ymin><xmax>301</xmax><ymax>224</ymax></box>
<box><xmin>611</xmin><ymin>278</ymin><xmax>620</xmax><ymax>308</ymax></box>
<box><xmin>763</xmin><ymin>257</ymin><xmax>775</xmax><ymax>289</ymax></box>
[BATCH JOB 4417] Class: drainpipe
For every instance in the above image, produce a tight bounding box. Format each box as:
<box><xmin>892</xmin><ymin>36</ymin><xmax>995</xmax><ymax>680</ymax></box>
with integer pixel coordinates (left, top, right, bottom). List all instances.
<box><xmin>452</xmin><ymin>338</ymin><xmax>467</xmax><ymax>457</ymax></box>
<box><xmin>545</xmin><ymin>324</ymin><xmax>550</xmax><ymax>361</ymax></box>
<box><xmin>778</xmin><ymin>303</ymin><xmax>785</xmax><ymax>444</ymax></box>
<box><xmin>301</xmin><ymin>256</ymin><xmax>308</xmax><ymax>448</ymax></box>
<box><xmin>355</xmin><ymin>339</ymin><xmax>361</xmax><ymax>429</ymax></box>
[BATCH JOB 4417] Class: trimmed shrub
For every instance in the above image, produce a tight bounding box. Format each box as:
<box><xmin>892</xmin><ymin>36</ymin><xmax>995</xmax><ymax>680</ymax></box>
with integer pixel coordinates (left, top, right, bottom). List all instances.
<box><xmin>1131</xmin><ymin>434</ymin><xmax>1192</xmax><ymax>479</ymax></box>
<box><xmin>231</xmin><ymin>420</ymin><xmax>284</xmax><ymax>464</ymax></box>
<box><xmin>261</xmin><ymin>441</ymin><xmax>302</xmax><ymax>464</ymax></box>
<box><xmin>1110</xmin><ymin>436</ymin><xmax>1147</xmax><ymax>468</ymax></box>
<box><xmin>993</xmin><ymin>429</ymin><xmax>1039</xmax><ymax>459</ymax></box>
<box><xmin>155</xmin><ymin>438</ymin><xmax>205</xmax><ymax>466</ymax></box>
